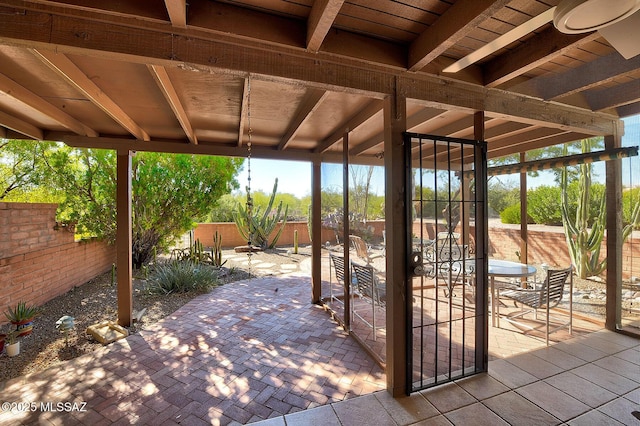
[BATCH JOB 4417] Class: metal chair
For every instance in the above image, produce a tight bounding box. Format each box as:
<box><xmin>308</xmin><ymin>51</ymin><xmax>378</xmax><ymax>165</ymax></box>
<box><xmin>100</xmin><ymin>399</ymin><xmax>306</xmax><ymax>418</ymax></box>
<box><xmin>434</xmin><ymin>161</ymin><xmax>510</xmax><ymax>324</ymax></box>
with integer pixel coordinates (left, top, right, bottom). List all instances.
<box><xmin>349</xmin><ymin>235</ymin><xmax>384</xmax><ymax>267</ymax></box>
<box><xmin>498</xmin><ymin>265</ymin><xmax>573</xmax><ymax>345</ymax></box>
<box><xmin>351</xmin><ymin>262</ymin><xmax>386</xmax><ymax>340</ymax></box>
<box><xmin>329</xmin><ymin>253</ymin><xmax>346</xmax><ymax>305</ymax></box>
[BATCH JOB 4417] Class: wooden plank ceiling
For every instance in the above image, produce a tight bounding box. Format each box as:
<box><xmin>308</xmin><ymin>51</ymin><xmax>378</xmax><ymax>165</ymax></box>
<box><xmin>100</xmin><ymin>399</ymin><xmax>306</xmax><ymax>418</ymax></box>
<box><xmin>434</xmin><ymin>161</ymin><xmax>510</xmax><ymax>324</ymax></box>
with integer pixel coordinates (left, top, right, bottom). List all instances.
<box><xmin>0</xmin><ymin>0</ymin><xmax>637</xmax><ymax>166</ymax></box>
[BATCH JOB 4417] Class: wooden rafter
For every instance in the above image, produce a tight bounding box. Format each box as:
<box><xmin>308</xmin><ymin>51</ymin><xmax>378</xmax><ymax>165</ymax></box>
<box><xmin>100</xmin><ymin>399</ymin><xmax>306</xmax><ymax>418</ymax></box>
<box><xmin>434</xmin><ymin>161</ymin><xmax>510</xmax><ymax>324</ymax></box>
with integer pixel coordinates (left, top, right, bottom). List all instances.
<box><xmin>307</xmin><ymin>0</ymin><xmax>344</xmax><ymax>52</ymax></box>
<box><xmin>517</xmin><ymin>53</ymin><xmax>640</xmax><ymax>100</ymax></box>
<box><xmin>0</xmin><ymin>4</ymin><xmax>619</xmax><ymax>136</ymax></box>
<box><xmin>148</xmin><ymin>64</ymin><xmax>197</xmax><ymax>144</ymax></box>
<box><xmin>408</xmin><ymin>0</ymin><xmax>510</xmax><ymax>71</ymax></box>
<box><xmin>278</xmin><ymin>88</ymin><xmax>328</xmax><ymax>150</ymax></box>
<box><xmin>164</xmin><ymin>0</ymin><xmax>187</xmax><ymax>28</ymax></box>
<box><xmin>483</xmin><ymin>29</ymin><xmax>600</xmax><ymax>88</ymax></box>
<box><xmin>31</xmin><ymin>50</ymin><xmax>150</xmax><ymax>141</ymax></box>
<box><xmin>237</xmin><ymin>78</ymin><xmax>249</xmax><ymax>148</ymax></box>
<box><xmin>314</xmin><ymin>99</ymin><xmax>384</xmax><ymax>153</ymax></box>
<box><xmin>0</xmin><ymin>109</ymin><xmax>43</xmax><ymax>140</ymax></box>
<box><xmin>584</xmin><ymin>81</ymin><xmax>640</xmax><ymax>112</ymax></box>
<box><xmin>349</xmin><ymin>131</ymin><xmax>383</xmax><ymax>156</ymax></box>
<box><xmin>0</xmin><ymin>72</ymin><xmax>97</xmax><ymax>138</ymax></box>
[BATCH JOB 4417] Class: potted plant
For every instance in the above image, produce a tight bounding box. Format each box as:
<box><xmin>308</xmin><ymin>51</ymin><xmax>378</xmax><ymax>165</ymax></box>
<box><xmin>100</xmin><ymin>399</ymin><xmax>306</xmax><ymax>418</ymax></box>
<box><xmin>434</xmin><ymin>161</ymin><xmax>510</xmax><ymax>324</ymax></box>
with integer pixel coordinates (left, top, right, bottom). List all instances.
<box><xmin>5</xmin><ymin>331</ymin><xmax>19</xmax><ymax>357</ymax></box>
<box><xmin>0</xmin><ymin>332</ymin><xmax>5</xmax><ymax>354</ymax></box>
<box><xmin>5</xmin><ymin>301</ymin><xmax>39</xmax><ymax>337</ymax></box>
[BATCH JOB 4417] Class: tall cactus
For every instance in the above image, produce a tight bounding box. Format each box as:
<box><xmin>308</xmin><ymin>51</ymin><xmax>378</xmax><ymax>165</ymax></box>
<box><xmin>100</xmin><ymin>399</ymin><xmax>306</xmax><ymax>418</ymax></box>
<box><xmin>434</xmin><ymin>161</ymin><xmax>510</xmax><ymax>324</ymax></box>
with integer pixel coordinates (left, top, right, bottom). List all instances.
<box><xmin>561</xmin><ymin>139</ymin><xmax>606</xmax><ymax>278</ymax></box>
<box><xmin>233</xmin><ymin>178</ymin><xmax>289</xmax><ymax>249</ymax></box>
<box><xmin>212</xmin><ymin>230</ymin><xmax>226</xmax><ymax>267</ymax></box>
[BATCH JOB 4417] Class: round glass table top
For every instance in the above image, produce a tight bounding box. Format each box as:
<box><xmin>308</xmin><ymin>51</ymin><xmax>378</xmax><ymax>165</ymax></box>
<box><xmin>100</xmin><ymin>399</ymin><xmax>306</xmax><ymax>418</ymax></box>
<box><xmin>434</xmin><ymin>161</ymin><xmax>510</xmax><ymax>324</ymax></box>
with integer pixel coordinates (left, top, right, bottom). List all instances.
<box><xmin>488</xmin><ymin>259</ymin><xmax>536</xmax><ymax>278</ymax></box>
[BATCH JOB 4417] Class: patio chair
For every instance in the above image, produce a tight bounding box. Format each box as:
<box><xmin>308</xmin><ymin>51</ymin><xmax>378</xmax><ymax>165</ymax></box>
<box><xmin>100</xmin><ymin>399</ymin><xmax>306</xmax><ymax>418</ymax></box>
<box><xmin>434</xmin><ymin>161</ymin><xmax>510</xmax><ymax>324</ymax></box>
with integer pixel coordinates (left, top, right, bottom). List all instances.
<box><xmin>349</xmin><ymin>235</ymin><xmax>384</xmax><ymax>267</ymax></box>
<box><xmin>497</xmin><ymin>265</ymin><xmax>573</xmax><ymax>346</ymax></box>
<box><xmin>329</xmin><ymin>253</ymin><xmax>347</xmax><ymax>305</ymax></box>
<box><xmin>351</xmin><ymin>262</ymin><xmax>386</xmax><ymax>340</ymax></box>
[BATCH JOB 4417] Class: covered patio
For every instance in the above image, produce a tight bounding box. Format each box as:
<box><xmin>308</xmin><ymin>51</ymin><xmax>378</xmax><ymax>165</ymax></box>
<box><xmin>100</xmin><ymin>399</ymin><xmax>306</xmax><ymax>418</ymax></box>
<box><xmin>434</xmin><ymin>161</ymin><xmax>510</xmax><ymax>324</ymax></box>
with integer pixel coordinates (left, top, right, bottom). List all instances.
<box><xmin>2</xmin><ymin>273</ymin><xmax>637</xmax><ymax>425</ymax></box>
<box><xmin>1</xmin><ymin>0</ymin><xmax>639</xmax><ymax>415</ymax></box>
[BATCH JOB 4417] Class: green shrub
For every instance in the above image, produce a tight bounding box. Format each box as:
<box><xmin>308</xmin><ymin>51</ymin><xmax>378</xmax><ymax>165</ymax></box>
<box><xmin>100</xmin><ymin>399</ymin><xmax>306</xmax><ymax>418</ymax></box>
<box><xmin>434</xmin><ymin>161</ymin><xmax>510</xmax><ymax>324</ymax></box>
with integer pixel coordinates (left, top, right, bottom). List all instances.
<box><xmin>527</xmin><ymin>185</ymin><xmax>562</xmax><ymax>225</ymax></box>
<box><xmin>623</xmin><ymin>187</ymin><xmax>640</xmax><ymax>228</ymax></box>
<box><xmin>146</xmin><ymin>261</ymin><xmax>219</xmax><ymax>294</ymax></box>
<box><xmin>500</xmin><ymin>203</ymin><xmax>521</xmax><ymax>224</ymax></box>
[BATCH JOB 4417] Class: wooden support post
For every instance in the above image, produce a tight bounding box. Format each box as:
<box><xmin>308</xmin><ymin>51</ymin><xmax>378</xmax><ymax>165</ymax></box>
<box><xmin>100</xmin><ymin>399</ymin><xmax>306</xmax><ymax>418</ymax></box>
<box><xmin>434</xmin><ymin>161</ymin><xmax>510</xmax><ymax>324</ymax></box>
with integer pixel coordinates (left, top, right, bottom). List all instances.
<box><xmin>342</xmin><ymin>132</ymin><xmax>351</xmax><ymax>328</ymax></box>
<box><xmin>385</xmin><ymin>80</ymin><xmax>408</xmax><ymax>397</ymax></box>
<box><xmin>311</xmin><ymin>158</ymin><xmax>322</xmax><ymax>303</ymax></box>
<box><xmin>116</xmin><ymin>149</ymin><xmax>133</xmax><ymax>327</ymax></box>
<box><xmin>474</xmin><ymin>111</ymin><xmax>489</xmax><ymax>371</ymax></box>
<box><xmin>519</xmin><ymin>152</ymin><xmax>528</xmax><ymax>264</ymax></box>
<box><xmin>605</xmin><ymin>133</ymin><xmax>623</xmax><ymax>330</ymax></box>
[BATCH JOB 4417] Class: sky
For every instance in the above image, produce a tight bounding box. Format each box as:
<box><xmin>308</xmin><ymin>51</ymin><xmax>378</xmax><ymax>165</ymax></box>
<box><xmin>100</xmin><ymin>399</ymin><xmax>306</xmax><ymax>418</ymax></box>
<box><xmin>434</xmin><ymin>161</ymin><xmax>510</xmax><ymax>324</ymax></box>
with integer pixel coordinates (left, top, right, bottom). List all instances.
<box><xmin>234</xmin><ymin>115</ymin><xmax>640</xmax><ymax>198</ymax></box>
<box><xmin>235</xmin><ymin>158</ymin><xmax>312</xmax><ymax>198</ymax></box>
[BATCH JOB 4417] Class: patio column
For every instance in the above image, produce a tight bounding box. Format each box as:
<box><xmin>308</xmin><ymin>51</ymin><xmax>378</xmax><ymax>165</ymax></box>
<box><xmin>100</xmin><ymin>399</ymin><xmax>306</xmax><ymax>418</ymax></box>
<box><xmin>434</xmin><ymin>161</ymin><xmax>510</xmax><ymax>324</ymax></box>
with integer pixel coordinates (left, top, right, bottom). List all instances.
<box><xmin>605</xmin><ymin>132</ymin><xmax>623</xmax><ymax>330</ymax></box>
<box><xmin>116</xmin><ymin>149</ymin><xmax>133</xmax><ymax>327</ymax></box>
<box><xmin>519</xmin><ymin>152</ymin><xmax>528</xmax><ymax>264</ymax></box>
<box><xmin>311</xmin><ymin>158</ymin><xmax>322</xmax><ymax>303</ymax></box>
<box><xmin>384</xmin><ymin>81</ymin><xmax>408</xmax><ymax>397</ymax></box>
<box><xmin>342</xmin><ymin>132</ymin><xmax>351</xmax><ymax>327</ymax></box>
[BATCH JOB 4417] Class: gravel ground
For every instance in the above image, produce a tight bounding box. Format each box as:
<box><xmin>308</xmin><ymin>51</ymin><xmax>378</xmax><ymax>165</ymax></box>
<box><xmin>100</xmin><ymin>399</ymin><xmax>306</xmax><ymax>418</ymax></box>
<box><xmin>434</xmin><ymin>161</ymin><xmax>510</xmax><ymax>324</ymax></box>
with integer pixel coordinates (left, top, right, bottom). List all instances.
<box><xmin>0</xmin><ymin>247</ymin><xmax>311</xmax><ymax>383</ymax></box>
<box><xmin>2</xmin><ymin>245</ymin><xmax>637</xmax><ymax>384</ymax></box>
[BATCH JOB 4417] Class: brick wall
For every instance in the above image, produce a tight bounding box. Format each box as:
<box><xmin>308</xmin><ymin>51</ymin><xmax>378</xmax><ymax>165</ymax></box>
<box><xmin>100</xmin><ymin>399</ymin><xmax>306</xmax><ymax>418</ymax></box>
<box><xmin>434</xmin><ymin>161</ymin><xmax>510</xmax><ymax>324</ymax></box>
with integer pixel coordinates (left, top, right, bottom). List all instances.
<box><xmin>482</xmin><ymin>225</ymin><xmax>640</xmax><ymax>279</ymax></box>
<box><xmin>193</xmin><ymin>220</ymin><xmax>386</xmax><ymax>248</ymax></box>
<box><xmin>0</xmin><ymin>203</ymin><xmax>116</xmax><ymax>321</ymax></box>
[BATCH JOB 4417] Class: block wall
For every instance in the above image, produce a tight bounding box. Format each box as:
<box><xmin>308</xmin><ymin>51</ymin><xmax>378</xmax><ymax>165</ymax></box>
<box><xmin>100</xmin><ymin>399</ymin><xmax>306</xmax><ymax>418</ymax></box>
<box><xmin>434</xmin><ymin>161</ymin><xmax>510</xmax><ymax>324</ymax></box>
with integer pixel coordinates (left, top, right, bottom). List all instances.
<box><xmin>0</xmin><ymin>203</ymin><xmax>116</xmax><ymax>321</ymax></box>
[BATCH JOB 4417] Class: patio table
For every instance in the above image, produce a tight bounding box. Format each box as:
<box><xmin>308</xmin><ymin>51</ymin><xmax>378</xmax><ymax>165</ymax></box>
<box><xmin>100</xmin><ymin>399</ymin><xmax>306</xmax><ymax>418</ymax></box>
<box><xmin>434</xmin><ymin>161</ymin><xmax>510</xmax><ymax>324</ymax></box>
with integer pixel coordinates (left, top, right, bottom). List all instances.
<box><xmin>488</xmin><ymin>259</ymin><xmax>536</xmax><ymax>327</ymax></box>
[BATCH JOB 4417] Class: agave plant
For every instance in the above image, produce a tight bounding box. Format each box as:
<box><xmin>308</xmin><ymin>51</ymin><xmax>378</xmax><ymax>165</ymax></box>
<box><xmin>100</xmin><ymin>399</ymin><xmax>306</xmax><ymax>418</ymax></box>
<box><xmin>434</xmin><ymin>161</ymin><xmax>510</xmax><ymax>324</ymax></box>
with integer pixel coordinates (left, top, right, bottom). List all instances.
<box><xmin>233</xmin><ymin>178</ymin><xmax>289</xmax><ymax>249</ymax></box>
<box><xmin>5</xmin><ymin>301</ymin><xmax>39</xmax><ymax>323</ymax></box>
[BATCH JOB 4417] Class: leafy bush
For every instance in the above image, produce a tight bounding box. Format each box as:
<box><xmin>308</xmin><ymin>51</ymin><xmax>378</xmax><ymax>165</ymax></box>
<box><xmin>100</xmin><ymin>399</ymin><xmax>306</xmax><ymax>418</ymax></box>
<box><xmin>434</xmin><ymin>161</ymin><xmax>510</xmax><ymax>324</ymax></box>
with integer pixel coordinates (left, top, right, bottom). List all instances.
<box><xmin>623</xmin><ymin>187</ymin><xmax>640</xmax><ymax>228</ymax></box>
<box><xmin>146</xmin><ymin>261</ymin><xmax>219</xmax><ymax>294</ymax></box>
<box><xmin>487</xmin><ymin>180</ymin><xmax>519</xmax><ymax>217</ymax></box>
<box><xmin>527</xmin><ymin>185</ymin><xmax>562</xmax><ymax>225</ymax></box>
<box><xmin>500</xmin><ymin>203</ymin><xmax>521</xmax><ymax>224</ymax></box>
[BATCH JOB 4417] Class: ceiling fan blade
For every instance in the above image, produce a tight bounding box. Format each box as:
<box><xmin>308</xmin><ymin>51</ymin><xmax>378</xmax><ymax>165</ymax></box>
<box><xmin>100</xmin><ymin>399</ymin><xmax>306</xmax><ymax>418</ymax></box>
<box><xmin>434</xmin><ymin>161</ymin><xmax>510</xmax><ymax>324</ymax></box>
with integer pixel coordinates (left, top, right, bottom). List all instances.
<box><xmin>598</xmin><ymin>10</ymin><xmax>640</xmax><ymax>59</ymax></box>
<box><xmin>443</xmin><ymin>7</ymin><xmax>556</xmax><ymax>73</ymax></box>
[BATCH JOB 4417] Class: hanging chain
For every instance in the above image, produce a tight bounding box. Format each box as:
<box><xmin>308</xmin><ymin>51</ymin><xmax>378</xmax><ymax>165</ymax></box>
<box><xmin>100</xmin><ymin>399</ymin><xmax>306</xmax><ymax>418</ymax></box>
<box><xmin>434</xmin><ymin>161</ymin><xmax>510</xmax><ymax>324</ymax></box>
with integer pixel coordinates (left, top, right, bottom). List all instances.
<box><xmin>246</xmin><ymin>76</ymin><xmax>253</xmax><ymax>275</ymax></box>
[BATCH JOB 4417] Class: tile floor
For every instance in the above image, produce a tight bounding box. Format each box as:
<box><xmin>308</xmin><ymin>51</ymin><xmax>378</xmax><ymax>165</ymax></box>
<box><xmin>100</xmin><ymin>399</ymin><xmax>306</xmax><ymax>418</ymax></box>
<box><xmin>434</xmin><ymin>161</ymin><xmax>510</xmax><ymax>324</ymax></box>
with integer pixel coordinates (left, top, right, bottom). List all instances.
<box><xmin>253</xmin><ymin>329</ymin><xmax>640</xmax><ymax>426</ymax></box>
<box><xmin>1</xmin><ymin>273</ymin><xmax>638</xmax><ymax>425</ymax></box>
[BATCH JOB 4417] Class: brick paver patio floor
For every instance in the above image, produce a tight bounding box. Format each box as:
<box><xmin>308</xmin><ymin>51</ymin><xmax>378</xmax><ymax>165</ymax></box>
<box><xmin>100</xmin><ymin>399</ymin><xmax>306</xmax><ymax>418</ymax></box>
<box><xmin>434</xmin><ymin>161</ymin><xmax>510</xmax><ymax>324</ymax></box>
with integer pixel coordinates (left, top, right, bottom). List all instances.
<box><xmin>0</xmin><ymin>274</ymin><xmax>385</xmax><ymax>425</ymax></box>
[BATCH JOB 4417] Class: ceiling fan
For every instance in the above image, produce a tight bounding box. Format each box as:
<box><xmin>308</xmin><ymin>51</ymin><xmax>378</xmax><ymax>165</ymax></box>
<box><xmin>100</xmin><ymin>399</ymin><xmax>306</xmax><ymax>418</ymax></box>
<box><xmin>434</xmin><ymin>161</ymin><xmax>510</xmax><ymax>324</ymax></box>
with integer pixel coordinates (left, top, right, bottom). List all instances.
<box><xmin>443</xmin><ymin>0</ymin><xmax>640</xmax><ymax>73</ymax></box>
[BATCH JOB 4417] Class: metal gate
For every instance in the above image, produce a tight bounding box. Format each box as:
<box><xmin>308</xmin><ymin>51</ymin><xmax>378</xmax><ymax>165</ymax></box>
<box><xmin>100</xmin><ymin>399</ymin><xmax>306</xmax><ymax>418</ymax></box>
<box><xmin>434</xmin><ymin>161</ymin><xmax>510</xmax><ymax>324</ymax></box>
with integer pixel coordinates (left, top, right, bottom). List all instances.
<box><xmin>405</xmin><ymin>132</ymin><xmax>488</xmax><ymax>392</ymax></box>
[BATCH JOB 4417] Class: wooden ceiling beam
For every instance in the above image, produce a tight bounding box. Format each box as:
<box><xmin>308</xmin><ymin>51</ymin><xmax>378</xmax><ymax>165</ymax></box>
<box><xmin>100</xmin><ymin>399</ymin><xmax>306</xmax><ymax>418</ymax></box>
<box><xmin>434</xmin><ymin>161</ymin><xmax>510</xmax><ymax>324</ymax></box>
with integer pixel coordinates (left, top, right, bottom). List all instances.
<box><xmin>483</xmin><ymin>28</ymin><xmax>599</xmax><ymax>88</ymax></box>
<box><xmin>278</xmin><ymin>88</ymin><xmax>328</xmax><ymax>150</ymax></box>
<box><xmin>408</xmin><ymin>0</ymin><xmax>510</xmax><ymax>71</ymax></box>
<box><xmin>349</xmin><ymin>132</ymin><xmax>383</xmax><ymax>157</ymax></box>
<box><xmin>350</xmin><ymin>108</ymin><xmax>451</xmax><ymax>157</ymax></box>
<box><xmin>0</xmin><ymin>72</ymin><xmax>97</xmax><ymax>137</ymax></box>
<box><xmin>0</xmin><ymin>6</ymin><xmax>619</xmax><ymax>136</ymax></box>
<box><xmin>487</xmin><ymin>131</ymin><xmax>592</xmax><ymax>159</ymax></box>
<box><xmin>164</xmin><ymin>0</ymin><xmax>187</xmax><ymax>28</ymax></box>
<box><xmin>584</xmin><ymin>80</ymin><xmax>640</xmax><ymax>112</ymax></box>
<box><xmin>237</xmin><ymin>78</ymin><xmax>249</xmax><ymax>148</ymax></box>
<box><xmin>307</xmin><ymin>0</ymin><xmax>344</xmax><ymax>52</ymax></box>
<box><xmin>315</xmin><ymin>99</ymin><xmax>384</xmax><ymax>153</ymax></box>
<box><xmin>148</xmin><ymin>64</ymin><xmax>196</xmax><ymax>144</ymax></box>
<box><xmin>483</xmin><ymin>121</ymin><xmax>533</xmax><ymax>141</ymax></box>
<box><xmin>57</xmin><ymin>133</ymin><xmax>326</xmax><ymax>162</ymax></box>
<box><xmin>516</xmin><ymin>53</ymin><xmax>640</xmax><ymax>100</ymax></box>
<box><xmin>617</xmin><ymin>102</ymin><xmax>640</xmax><ymax>118</ymax></box>
<box><xmin>32</xmin><ymin>50</ymin><xmax>150</xmax><ymax>141</ymax></box>
<box><xmin>0</xmin><ymin>110</ymin><xmax>43</xmax><ymax>140</ymax></box>
<box><xmin>429</xmin><ymin>115</ymin><xmax>476</xmax><ymax>138</ymax></box>
<box><xmin>402</xmin><ymin>76</ymin><xmax>617</xmax><ymax>135</ymax></box>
